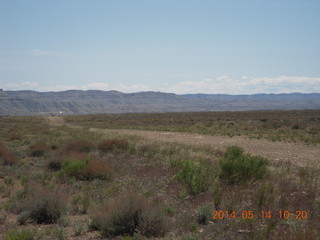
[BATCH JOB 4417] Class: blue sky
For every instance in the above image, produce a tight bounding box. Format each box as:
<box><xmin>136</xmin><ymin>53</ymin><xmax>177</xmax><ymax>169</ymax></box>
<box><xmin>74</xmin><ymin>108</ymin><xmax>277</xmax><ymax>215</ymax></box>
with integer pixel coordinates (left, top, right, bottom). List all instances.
<box><xmin>0</xmin><ymin>0</ymin><xmax>319</xmax><ymax>94</ymax></box>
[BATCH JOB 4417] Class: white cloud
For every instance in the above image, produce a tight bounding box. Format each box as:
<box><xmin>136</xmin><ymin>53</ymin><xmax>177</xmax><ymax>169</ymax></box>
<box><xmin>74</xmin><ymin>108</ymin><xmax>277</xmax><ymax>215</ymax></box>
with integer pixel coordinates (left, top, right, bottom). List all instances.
<box><xmin>43</xmin><ymin>85</ymin><xmax>78</xmax><ymax>92</ymax></box>
<box><xmin>164</xmin><ymin>76</ymin><xmax>320</xmax><ymax>94</ymax></box>
<box><xmin>4</xmin><ymin>76</ymin><xmax>320</xmax><ymax>94</ymax></box>
<box><xmin>80</xmin><ymin>82</ymin><xmax>110</xmax><ymax>91</ymax></box>
<box><xmin>141</xmin><ymin>73</ymin><xmax>201</xmax><ymax>78</ymax></box>
<box><xmin>42</xmin><ymin>82</ymin><xmax>110</xmax><ymax>92</ymax></box>
<box><xmin>248</xmin><ymin>76</ymin><xmax>320</xmax><ymax>85</ymax></box>
<box><xmin>116</xmin><ymin>83</ymin><xmax>151</xmax><ymax>93</ymax></box>
<box><xmin>163</xmin><ymin>76</ymin><xmax>244</xmax><ymax>94</ymax></box>
<box><xmin>5</xmin><ymin>81</ymin><xmax>39</xmax><ymax>90</ymax></box>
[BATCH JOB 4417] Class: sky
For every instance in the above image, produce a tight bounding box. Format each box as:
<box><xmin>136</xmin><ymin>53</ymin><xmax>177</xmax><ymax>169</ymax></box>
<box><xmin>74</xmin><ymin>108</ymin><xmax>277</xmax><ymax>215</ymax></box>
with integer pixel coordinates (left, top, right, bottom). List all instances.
<box><xmin>0</xmin><ymin>0</ymin><xmax>320</xmax><ymax>94</ymax></box>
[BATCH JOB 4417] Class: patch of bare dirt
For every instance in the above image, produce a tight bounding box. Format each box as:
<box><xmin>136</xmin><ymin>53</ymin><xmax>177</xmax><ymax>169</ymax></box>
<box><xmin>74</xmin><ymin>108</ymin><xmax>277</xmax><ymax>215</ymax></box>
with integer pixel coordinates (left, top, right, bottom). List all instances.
<box><xmin>103</xmin><ymin>129</ymin><xmax>320</xmax><ymax>167</ymax></box>
<box><xmin>47</xmin><ymin>116</ymin><xmax>66</xmax><ymax>126</ymax></box>
<box><xmin>47</xmin><ymin>117</ymin><xmax>320</xmax><ymax>167</ymax></box>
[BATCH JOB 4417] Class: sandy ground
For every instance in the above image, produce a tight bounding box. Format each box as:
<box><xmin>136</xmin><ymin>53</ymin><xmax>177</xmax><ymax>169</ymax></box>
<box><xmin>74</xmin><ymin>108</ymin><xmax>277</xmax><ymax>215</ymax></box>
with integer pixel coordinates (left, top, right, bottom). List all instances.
<box><xmin>48</xmin><ymin>116</ymin><xmax>67</xmax><ymax>126</ymax></box>
<box><xmin>48</xmin><ymin>116</ymin><xmax>320</xmax><ymax>167</ymax></box>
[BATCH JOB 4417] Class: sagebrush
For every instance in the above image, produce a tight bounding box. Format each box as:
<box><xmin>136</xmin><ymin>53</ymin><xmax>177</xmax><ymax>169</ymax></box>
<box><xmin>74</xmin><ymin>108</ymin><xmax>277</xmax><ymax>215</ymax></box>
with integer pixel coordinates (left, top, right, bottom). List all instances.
<box><xmin>219</xmin><ymin>146</ymin><xmax>268</xmax><ymax>185</ymax></box>
<box><xmin>19</xmin><ymin>187</ymin><xmax>67</xmax><ymax>224</ymax></box>
<box><xmin>177</xmin><ymin>160</ymin><xmax>212</xmax><ymax>195</ymax></box>
<box><xmin>91</xmin><ymin>193</ymin><xmax>167</xmax><ymax>237</ymax></box>
<box><xmin>0</xmin><ymin>142</ymin><xmax>18</xmax><ymax>165</ymax></box>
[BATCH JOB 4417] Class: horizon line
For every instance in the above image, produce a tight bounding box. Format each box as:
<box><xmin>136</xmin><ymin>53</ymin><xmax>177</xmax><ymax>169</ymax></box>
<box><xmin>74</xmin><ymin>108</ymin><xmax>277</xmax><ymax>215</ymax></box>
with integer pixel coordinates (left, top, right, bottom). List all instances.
<box><xmin>1</xmin><ymin>88</ymin><xmax>319</xmax><ymax>96</ymax></box>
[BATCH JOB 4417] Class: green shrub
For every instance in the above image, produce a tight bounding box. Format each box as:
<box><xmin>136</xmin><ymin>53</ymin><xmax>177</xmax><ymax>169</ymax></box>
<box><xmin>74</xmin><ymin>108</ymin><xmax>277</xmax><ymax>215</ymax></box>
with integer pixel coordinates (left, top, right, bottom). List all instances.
<box><xmin>212</xmin><ymin>181</ymin><xmax>223</xmax><ymax>210</ymax></box>
<box><xmin>253</xmin><ymin>182</ymin><xmax>275</xmax><ymax>210</ymax></box>
<box><xmin>91</xmin><ymin>193</ymin><xmax>167</xmax><ymax>237</ymax></box>
<box><xmin>177</xmin><ymin>160</ymin><xmax>211</xmax><ymax>195</ymax></box>
<box><xmin>19</xmin><ymin>187</ymin><xmax>67</xmax><ymax>224</ymax></box>
<box><xmin>72</xmin><ymin>194</ymin><xmax>90</xmax><ymax>214</ymax></box>
<box><xmin>165</xmin><ymin>206</ymin><xmax>175</xmax><ymax>216</ymax></box>
<box><xmin>61</xmin><ymin>159</ymin><xmax>88</xmax><ymax>179</ymax></box>
<box><xmin>73</xmin><ymin>224</ymin><xmax>86</xmax><ymax>236</ymax></box>
<box><xmin>51</xmin><ymin>227</ymin><xmax>65</xmax><ymax>240</ymax></box>
<box><xmin>219</xmin><ymin>146</ymin><xmax>268</xmax><ymax>185</ymax></box>
<box><xmin>5</xmin><ymin>229</ymin><xmax>35</xmax><ymax>240</ymax></box>
<box><xmin>17</xmin><ymin>211</ymin><xmax>30</xmax><ymax>225</ymax></box>
<box><xmin>61</xmin><ymin>157</ymin><xmax>113</xmax><ymax>180</ymax></box>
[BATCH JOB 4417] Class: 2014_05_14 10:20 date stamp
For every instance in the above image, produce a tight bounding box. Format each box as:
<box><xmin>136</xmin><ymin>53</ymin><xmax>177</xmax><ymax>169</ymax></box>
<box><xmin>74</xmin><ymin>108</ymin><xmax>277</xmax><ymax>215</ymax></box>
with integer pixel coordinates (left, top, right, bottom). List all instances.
<box><xmin>212</xmin><ymin>210</ymin><xmax>309</xmax><ymax>220</ymax></box>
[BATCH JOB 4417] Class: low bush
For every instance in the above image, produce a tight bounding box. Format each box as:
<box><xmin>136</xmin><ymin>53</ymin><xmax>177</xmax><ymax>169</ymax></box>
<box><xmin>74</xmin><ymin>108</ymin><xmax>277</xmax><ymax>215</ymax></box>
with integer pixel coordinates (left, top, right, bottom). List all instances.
<box><xmin>0</xmin><ymin>142</ymin><xmax>18</xmax><ymax>165</ymax></box>
<box><xmin>177</xmin><ymin>160</ymin><xmax>211</xmax><ymax>195</ymax></box>
<box><xmin>91</xmin><ymin>193</ymin><xmax>167</xmax><ymax>237</ymax></box>
<box><xmin>63</xmin><ymin>140</ymin><xmax>95</xmax><ymax>153</ymax></box>
<box><xmin>61</xmin><ymin>157</ymin><xmax>113</xmax><ymax>180</ymax></box>
<box><xmin>5</xmin><ymin>229</ymin><xmax>35</xmax><ymax>240</ymax></box>
<box><xmin>98</xmin><ymin>139</ymin><xmax>129</xmax><ymax>152</ymax></box>
<box><xmin>219</xmin><ymin>146</ymin><xmax>268</xmax><ymax>185</ymax></box>
<box><xmin>47</xmin><ymin>158</ymin><xmax>62</xmax><ymax>171</ymax></box>
<box><xmin>253</xmin><ymin>182</ymin><xmax>275</xmax><ymax>210</ymax></box>
<box><xmin>19</xmin><ymin>187</ymin><xmax>67</xmax><ymax>224</ymax></box>
<box><xmin>197</xmin><ymin>203</ymin><xmax>213</xmax><ymax>225</ymax></box>
<box><xmin>212</xmin><ymin>181</ymin><xmax>223</xmax><ymax>210</ymax></box>
<box><xmin>61</xmin><ymin>159</ymin><xmax>89</xmax><ymax>179</ymax></box>
<box><xmin>81</xmin><ymin>157</ymin><xmax>113</xmax><ymax>180</ymax></box>
<box><xmin>28</xmin><ymin>143</ymin><xmax>49</xmax><ymax>157</ymax></box>
<box><xmin>48</xmin><ymin>152</ymin><xmax>88</xmax><ymax>172</ymax></box>
<box><xmin>71</xmin><ymin>194</ymin><xmax>90</xmax><ymax>214</ymax></box>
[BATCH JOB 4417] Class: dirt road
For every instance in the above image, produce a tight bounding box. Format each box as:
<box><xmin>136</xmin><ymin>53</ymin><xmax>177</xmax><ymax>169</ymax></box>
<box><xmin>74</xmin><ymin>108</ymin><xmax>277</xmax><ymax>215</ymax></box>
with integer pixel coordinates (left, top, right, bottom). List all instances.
<box><xmin>48</xmin><ymin>116</ymin><xmax>320</xmax><ymax>167</ymax></box>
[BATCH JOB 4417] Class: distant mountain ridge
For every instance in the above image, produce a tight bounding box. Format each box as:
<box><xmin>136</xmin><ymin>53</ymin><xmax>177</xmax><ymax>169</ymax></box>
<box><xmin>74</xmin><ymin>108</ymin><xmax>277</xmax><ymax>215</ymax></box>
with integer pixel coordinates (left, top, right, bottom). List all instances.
<box><xmin>0</xmin><ymin>89</ymin><xmax>319</xmax><ymax>116</ymax></box>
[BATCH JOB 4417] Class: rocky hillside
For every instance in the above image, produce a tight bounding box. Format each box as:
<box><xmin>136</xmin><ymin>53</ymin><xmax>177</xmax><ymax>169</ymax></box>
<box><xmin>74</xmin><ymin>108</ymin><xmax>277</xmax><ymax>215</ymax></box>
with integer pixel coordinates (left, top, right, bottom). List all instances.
<box><xmin>0</xmin><ymin>89</ymin><xmax>319</xmax><ymax>115</ymax></box>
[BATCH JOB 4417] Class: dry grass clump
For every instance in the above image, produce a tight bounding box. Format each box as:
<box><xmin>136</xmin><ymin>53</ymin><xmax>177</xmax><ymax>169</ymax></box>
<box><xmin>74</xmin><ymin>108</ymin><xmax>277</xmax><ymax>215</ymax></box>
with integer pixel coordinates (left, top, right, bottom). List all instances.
<box><xmin>7</xmin><ymin>132</ymin><xmax>22</xmax><ymax>141</ymax></box>
<box><xmin>18</xmin><ymin>187</ymin><xmax>67</xmax><ymax>224</ymax></box>
<box><xmin>62</xmin><ymin>151</ymin><xmax>89</xmax><ymax>160</ymax></box>
<box><xmin>0</xmin><ymin>142</ymin><xmax>18</xmax><ymax>165</ymax></box>
<box><xmin>91</xmin><ymin>193</ymin><xmax>167</xmax><ymax>237</ymax></box>
<box><xmin>28</xmin><ymin>143</ymin><xmax>50</xmax><ymax>157</ymax></box>
<box><xmin>81</xmin><ymin>157</ymin><xmax>113</xmax><ymax>180</ymax></box>
<box><xmin>98</xmin><ymin>139</ymin><xmax>129</xmax><ymax>153</ymax></box>
<box><xmin>63</xmin><ymin>140</ymin><xmax>95</xmax><ymax>153</ymax></box>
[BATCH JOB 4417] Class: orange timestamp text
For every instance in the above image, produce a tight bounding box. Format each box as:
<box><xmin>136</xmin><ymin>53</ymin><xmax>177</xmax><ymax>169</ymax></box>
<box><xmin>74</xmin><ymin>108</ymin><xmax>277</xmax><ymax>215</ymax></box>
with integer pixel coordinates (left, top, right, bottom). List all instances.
<box><xmin>212</xmin><ymin>210</ymin><xmax>308</xmax><ymax>220</ymax></box>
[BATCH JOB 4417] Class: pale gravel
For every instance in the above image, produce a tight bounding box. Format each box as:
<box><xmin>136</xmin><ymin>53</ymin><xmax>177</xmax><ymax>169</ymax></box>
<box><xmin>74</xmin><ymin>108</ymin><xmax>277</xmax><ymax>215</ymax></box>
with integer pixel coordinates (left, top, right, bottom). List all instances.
<box><xmin>48</xmin><ymin>116</ymin><xmax>320</xmax><ymax>167</ymax></box>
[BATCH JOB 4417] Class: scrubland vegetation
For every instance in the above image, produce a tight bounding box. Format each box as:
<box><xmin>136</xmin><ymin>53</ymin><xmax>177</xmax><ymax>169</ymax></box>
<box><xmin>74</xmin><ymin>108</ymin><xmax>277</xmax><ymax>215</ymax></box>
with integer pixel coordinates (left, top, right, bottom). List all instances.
<box><xmin>65</xmin><ymin>110</ymin><xmax>320</xmax><ymax>144</ymax></box>
<box><xmin>0</xmin><ymin>113</ymin><xmax>319</xmax><ymax>239</ymax></box>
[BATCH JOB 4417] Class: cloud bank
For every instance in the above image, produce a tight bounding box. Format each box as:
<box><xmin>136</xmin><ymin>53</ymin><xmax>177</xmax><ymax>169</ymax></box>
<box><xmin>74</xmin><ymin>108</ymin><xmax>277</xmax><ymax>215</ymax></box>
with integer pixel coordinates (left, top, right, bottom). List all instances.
<box><xmin>163</xmin><ymin>76</ymin><xmax>320</xmax><ymax>94</ymax></box>
<box><xmin>4</xmin><ymin>76</ymin><xmax>320</xmax><ymax>94</ymax></box>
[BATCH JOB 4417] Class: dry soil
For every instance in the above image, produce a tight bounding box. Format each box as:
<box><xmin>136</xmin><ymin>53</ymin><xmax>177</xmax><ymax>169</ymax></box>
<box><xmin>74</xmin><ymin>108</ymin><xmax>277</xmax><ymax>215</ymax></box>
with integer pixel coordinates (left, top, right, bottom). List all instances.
<box><xmin>48</xmin><ymin>116</ymin><xmax>320</xmax><ymax>167</ymax></box>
